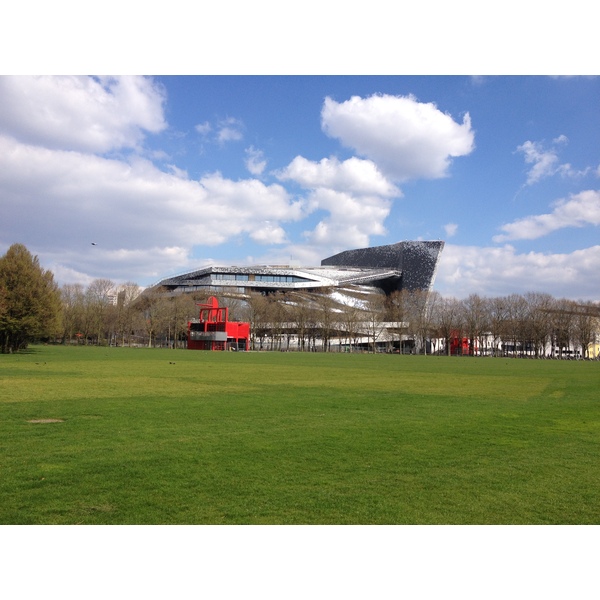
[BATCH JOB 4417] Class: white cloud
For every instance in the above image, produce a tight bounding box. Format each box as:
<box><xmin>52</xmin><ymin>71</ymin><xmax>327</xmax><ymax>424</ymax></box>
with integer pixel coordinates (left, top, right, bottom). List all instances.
<box><xmin>195</xmin><ymin>117</ymin><xmax>244</xmax><ymax>145</ymax></box>
<box><xmin>444</xmin><ymin>223</ymin><xmax>458</xmax><ymax>237</ymax></box>
<box><xmin>249</xmin><ymin>222</ymin><xmax>287</xmax><ymax>244</ymax></box>
<box><xmin>516</xmin><ymin>136</ymin><xmax>590</xmax><ymax>186</ymax></box>
<box><xmin>217</xmin><ymin>117</ymin><xmax>244</xmax><ymax>144</ymax></box>
<box><xmin>243</xmin><ymin>243</ymin><xmax>323</xmax><ymax>271</ymax></box>
<box><xmin>303</xmin><ymin>220</ymin><xmax>378</xmax><ymax>250</ymax></box>
<box><xmin>277</xmin><ymin>155</ymin><xmax>397</xmax><ymax>250</ymax></box>
<box><xmin>0</xmin><ymin>76</ymin><xmax>166</xmax><ymax>153</ymax></box>
<box><xmin>47</xmin><ymin>263</ymin><xmax>97</xmax><ymax>288</ymax></box>
<box><xmin>47</xmin><ymin>246</ymin><xmax>193</xmax><ymax>285</ymax></box>
<box><xmin>306</xmin><ymin>188</ymin><xmax>390</xmax><ymax>230</ymax></box>
<box><xmin>278</xmin><ymin>155</ymin><xmax>400</xmax><ymax>197</ymax></box>
<box><xmin>0</xmin><ymin>134</ymin><xmax>305</xmax><ymax>283</ymax></box>
<box><xmin>494</xmin><ymin>189</ymin><xmax>600</xmax><ymax>242</ymax></box>
<box><xmin>436</xmin><ymin>243</ymin><xmax>600</xmax><ymax>300</ymax></box>
<box><xmin>301</xmin><ymin>188</ymin><xmax>391</xmax><ymax>249</ymax></box>
<box><xmin>516</xmin><ymin>139</ymin><xmax>561</xmax><ymax>185</ymax></box>
<box><xmin>245</xmin><ymin>146</ymin><xmax>267</xmax><ymax>176</ymax></box>
<box><xmin>195</xmin><ymin>121</ymin><xmax>212</xmax><ymax>135</ymax></box>
<box><xmin>167</xmin><ymin>164</ymin><xmax>188</xmax><ymax>178</ymax></box>
<box><xmin>321</xmin><ymin>93</ymin><xmax>474</xmax><ymax>181</ymax></box>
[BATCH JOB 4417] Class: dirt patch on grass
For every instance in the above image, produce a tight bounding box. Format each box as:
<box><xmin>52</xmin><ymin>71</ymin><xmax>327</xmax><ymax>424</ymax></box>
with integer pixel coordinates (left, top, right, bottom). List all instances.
<box><xmin>27</xmin><ymin>419</ymin><xmax>64</xmax><ymax>424</ymax></box>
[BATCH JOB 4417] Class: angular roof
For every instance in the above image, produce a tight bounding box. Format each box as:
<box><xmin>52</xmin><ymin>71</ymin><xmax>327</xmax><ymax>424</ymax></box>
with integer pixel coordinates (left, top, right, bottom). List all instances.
<box><xmin>154</xmin><ymin>241</ymin><xmax>444</xmax><ymax>295</ymax></box>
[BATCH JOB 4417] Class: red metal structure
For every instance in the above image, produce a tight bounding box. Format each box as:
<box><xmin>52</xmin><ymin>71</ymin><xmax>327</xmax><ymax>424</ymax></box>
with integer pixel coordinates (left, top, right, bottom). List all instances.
<box><xmin>187</xmin><ymin>296</ymin><xmax>250</xmax><ymax>351</ymax></box>
<box><xmin>449</xmin><ymin>330</ymin><xmax>478</xmax><ymax>356</ymax></box>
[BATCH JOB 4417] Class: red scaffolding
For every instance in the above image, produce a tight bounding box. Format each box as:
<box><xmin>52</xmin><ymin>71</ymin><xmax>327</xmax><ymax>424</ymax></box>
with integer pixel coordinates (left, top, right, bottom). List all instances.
<box><xmin>187</xmin><ymin>296</ymin><xmax>250</xmax><ymax>351</ymax></box>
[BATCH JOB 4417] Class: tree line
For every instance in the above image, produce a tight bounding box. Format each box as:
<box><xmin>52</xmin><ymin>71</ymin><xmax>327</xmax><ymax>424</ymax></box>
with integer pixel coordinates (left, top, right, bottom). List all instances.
<box><xmin>420</xmin><ymin>291</ymin><xmax>599</xmax><ymax>358</ymax></box>
<box><xmin>241</xmin><ymin>289</ymin><xmax>600</xmax><ymax>358</ymax></box>
<box><xmin>1</xmin><ymin>243</ymin><xmax>599</xmax><ymax>356</ymax></box>
<box><xmin>59</xmin><ymin>281</ymin><xmax>202</xmax><ymax>348</ymax></box>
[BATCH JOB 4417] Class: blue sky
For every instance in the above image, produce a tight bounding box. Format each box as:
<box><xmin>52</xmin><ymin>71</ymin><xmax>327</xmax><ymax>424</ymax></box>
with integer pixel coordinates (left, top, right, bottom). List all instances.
<box><xmin>1</xmin><ymin>75</ymin><xmax>599</xmax><ymax>299</ymax></box>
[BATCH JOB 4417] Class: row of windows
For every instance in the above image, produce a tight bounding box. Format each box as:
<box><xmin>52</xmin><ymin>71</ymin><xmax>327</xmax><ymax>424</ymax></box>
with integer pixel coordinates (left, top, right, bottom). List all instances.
<box><xmin>212</xmin><ymin>274</ymin><xmax>249</xmax><ymax>281</ymax></box>
<box><xmin>206</xmin><ymin>286</ymin><xmax>246</xmax><ymax>293</ymax></box>
<box><xmin>177</xmin><ymin>285</ymin><xmax>245</xmax><ymax>293</ymax></box>
<box><xmin>255</xmin><ymin>275</ymin><xmax>308</xmax><ymax>283</ymax></box>
<box><xmin>211</xmin><ymin>273</ymin><xmax>309</xmax><ymax>283</ymax></box>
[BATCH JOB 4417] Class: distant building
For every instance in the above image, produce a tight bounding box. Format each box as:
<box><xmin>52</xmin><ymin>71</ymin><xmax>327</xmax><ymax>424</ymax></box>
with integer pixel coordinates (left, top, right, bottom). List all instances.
<box><xmin>155</xmin><ymin>241</ymin><xmax>444</xmax><ymax>298</ymax></box>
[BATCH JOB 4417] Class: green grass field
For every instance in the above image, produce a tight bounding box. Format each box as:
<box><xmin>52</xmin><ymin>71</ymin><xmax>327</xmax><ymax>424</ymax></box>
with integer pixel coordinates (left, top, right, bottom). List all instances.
<box><xmin>1</xmin><ymin>345</ymin><xmax>599</xmax><ymax>524</ymax></box>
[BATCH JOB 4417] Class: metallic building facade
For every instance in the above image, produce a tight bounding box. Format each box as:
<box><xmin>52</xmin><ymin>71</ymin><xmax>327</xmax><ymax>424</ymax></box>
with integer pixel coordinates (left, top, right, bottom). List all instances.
<box><xmin>321</xmin><ymin>241</ymin><xmax>444</xmax><ymax>293</ymax></box>
<box><xmin>155</xmin><ymin>240</ymin><xmax>444</xmax><ymax>297</ymax></box>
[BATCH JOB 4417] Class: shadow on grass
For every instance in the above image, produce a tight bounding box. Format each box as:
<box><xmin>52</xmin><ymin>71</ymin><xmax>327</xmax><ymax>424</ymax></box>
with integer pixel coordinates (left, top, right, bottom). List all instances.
<box><xmin>1</xmin><ymin>347</ymin><xmax>44</xmax><ymax>356</ymax></box>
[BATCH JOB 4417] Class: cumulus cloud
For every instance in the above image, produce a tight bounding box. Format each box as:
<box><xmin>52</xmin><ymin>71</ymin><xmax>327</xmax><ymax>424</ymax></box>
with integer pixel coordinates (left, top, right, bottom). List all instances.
<box><xmin>301</xmin><ymin>188</ymin><xmax>391</xmax><ymax>248</ymax></box>
<box><xmin>0</xmin><ymin>76</ymin><xmax>167</xmax><ymax>153</ymax></box>
<box><xmin>494</xmin><ymin>190</ymin><xmax>600</xmax><ymax>242</ymax></box>
<box><xmin>278</xmin><ymin>155</ymin><xmax>400</xmax><ymax>197</ymax></box>
<box><xmin>277</xmin><ymin>155</ymin><xmax>398</xmax><ymax>250</ymax></box>
<box><xmin>321</xmin><ymin>93</ymin><xmax>475</xmax><ymax>181</ymax></box>
<box><xmin>249</xmin><ymin>222</ymin><xmax>287</xmax><ymax>244</ymax></box>
<box><xmin>436</xmin><ymin>243</ymin><xmax>600</xmax><ymax>300</ymax></box>
<box><xmin>0</xmin><ymin>134</ymin><xmax>304</xmax><ymax>283</ymax></box>
<box><xmin>279</xmin><ymin>94</ymin><xmax>473</xmax><ymax>253</ymax></box>
<box><xmin>244</xmin><ymin>243</ymin><xmax>323</xmax><ymax>272</ymax></box>
<box><xmin>47</xmin><ymin>246</ymin><xmax>194</xmax><ymax>285</ymax></box>
<box><xmin>245</xmin><ymin>146</ymin><xmax>267</xmax><ymax>176</ymax></box>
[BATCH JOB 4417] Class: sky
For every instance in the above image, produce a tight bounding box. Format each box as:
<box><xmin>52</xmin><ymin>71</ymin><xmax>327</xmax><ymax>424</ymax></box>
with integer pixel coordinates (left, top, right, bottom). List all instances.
<box><xmin>1</xmin><ymin>74</ymin><xmax>599</xmax><ymax>300</ymax></box>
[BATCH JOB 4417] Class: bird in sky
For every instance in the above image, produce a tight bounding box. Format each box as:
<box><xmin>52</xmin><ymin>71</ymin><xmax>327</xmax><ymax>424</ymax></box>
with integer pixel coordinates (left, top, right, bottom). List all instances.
<box><xmin>91</xmin><ymin>242</ymin><xmax>97</xmax><ymax>245</ymax></box>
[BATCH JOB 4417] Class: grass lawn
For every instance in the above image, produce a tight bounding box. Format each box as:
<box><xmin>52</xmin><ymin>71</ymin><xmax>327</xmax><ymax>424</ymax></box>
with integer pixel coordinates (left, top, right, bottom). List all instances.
<box><xmin>1</xmin><ymin>345</ymin><xmax>599</xmax><ymax>524</ymax></box>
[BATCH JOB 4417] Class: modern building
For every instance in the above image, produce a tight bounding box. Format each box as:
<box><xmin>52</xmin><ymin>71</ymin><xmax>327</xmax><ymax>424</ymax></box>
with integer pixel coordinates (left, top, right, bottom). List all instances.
<box><xmin>155</xmin><ymin>240</ymin><xmax>444</xmax><ymax>298</ymax></box>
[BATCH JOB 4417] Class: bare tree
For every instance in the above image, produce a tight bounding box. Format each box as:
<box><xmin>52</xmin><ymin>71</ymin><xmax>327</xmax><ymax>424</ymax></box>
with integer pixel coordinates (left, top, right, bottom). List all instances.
<box><xmin>550</xmin><ymin>298</ymin><xmax>576</xmax><ymax>358</ymax></box>
<box><xmin>285</xmin><ymin>292</ymin><xmax>311</xmax><ymax>351</ymax></box>
<box><xmin>503</xmin><ymin>294</ymin><xmax>529</xmax><ymax>357</ymax></box>
<box><xmin>404</xmin><ymin>290</ymin><xmax>432</xmax><ymax>354</ymax></box>
<box><xmin>168</xmin><ymin>293</ymin><xmax>198</xmax><ymax>348</ymax></box>
<box><xmin>569</xmin><ymin>301</ymin><xmax>598</xmax><ymax>359</ymax></box>
<box><xmin>115</xmin><ymin>282</ymin><xmax>142</xmax><ymax>346</ymax></box>
<box><xmin>461</xmin><ymin>294</ymin><xmax>489</xmax><ymax>356</ymax></box>
<box><xmin>266</xmin><ymin>293</ymin><xmax>287</xmax><ymax>350</ymax></box>
<box><xmin>523</xmin><ymin>292</ymin><xmax>554</xmax><ymax>358</ymax></box>
<box><xmin>305</xmin><ymin>303</ymin><xmax>320</xmax><ymax>352</ymax></box>
<box><xmin>219</xmin><ymin>295</ymin><xmax>246</xmax><ymax>322</ymax></box>
<box><xmin>432</xmin><ymin>294</ymin><xmax>462</xmax><ymax>356</ymax></box>
<box><xmin>385</xmin><ymin>290</ymin><xmax>408</xmax><ymax>352</ymax></box>
<box><xmin>315</xmin><ymin>290</ymin><xmax>338</xmax><ymax>352</ymax></box>
<box><xmin>339</xmin><ymin>304</ymin><xmax>362</xmax><ymax>352</ymax></box>
<box><xmin>83</xmin><ymin>279</ymin><xmax>116</xmax><ymax>345</ymax></box>
<box><xmin>245</xmin><ymin>292</ymin><xmax>270</xmax><ymax>350</ymax></box>
<box><xmin>364</xmin><ymin>293</ymin><xmax>387</xmax><ymax>353</ymax></box>
<box><xmin>136</xmin><ymin>288</ymin><xmax>171</xmax><ymax>347</ymax></box>
<box><xmin>487</xmin><ymin>296</ymin><xmax>509</xmax><ymax>357</ymax></box>
<box><xmin>60</xmin><ymin>283</ymin><xmax>85</xmax><ymax>344</ymax></box>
